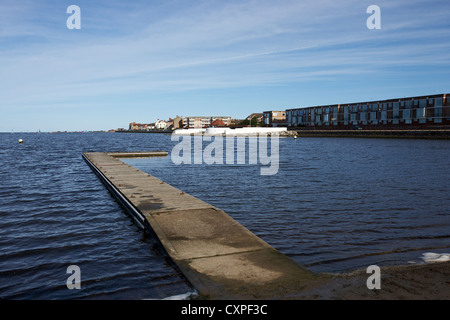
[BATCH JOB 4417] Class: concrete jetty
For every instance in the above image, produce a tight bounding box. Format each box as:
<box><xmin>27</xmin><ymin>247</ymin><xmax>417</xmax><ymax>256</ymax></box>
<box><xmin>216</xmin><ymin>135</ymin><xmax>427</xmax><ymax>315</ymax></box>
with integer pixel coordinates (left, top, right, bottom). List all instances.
<box><xmin>82</xmin><ymin>151</ymin><xmax>319</xmax><ymax>299</ymax></box>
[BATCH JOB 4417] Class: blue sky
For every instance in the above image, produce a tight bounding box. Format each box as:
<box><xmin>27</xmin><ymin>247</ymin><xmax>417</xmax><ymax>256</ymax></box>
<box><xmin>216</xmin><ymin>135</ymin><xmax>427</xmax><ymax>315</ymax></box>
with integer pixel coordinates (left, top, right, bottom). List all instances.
<box><xmin>1</xmin><ymin>0</ymin><xmax>449</xmax><ymax>132</ymax></box>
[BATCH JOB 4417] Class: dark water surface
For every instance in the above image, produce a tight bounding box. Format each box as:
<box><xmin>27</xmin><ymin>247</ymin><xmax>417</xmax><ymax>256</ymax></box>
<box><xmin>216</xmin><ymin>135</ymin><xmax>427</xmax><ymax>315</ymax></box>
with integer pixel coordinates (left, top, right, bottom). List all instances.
<box><xmin>127</xmin><ymin>134</ymin><xmax>450</xmax><ymax>273</ymax></box>
<box><xmin>1</xmin><ymin>132</ymin><xmax>449</xmax><ymax>299</ymax></box>
<box><xmin>0</xmin><ymin>132</ymin><xmax>192</xmax><ymax>300</ymax></box>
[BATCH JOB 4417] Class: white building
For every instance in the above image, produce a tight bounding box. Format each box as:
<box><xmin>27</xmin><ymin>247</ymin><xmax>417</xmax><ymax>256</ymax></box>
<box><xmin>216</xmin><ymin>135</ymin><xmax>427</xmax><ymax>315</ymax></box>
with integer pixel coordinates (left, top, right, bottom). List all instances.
<box><xmin>155</xmin><ymin>120</ymin><xmax>167</xmax><ymax>130</ymax></box>
<box><xmin>183</xmin><ymin>116</ymin><xmax>231</xmax><ymax>128</ymax></box>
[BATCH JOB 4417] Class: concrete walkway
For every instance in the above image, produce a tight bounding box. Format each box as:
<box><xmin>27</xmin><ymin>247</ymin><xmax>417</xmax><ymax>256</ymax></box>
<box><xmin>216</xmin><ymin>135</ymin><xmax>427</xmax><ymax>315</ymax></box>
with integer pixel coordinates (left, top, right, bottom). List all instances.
<box><xmin>82</xmin><ymin>152</ymin><xmax>321</xmax><ymax>299</ymax></box>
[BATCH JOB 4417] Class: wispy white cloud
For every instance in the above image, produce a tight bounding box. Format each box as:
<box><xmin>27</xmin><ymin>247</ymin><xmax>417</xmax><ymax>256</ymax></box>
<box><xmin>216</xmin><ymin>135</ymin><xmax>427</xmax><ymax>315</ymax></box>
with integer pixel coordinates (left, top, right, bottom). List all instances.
<box><xmin>1</xmin><ymin>0</ymin><xmax>450</xmax><ymax>130</ymax></box>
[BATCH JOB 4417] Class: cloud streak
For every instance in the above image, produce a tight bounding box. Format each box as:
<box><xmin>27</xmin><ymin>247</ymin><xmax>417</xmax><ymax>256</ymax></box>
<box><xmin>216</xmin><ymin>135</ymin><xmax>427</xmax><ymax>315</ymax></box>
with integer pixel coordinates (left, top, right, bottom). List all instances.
<box><xmin>1</xmin><ymin>0</ymin><xmax>450</xmax><ymax>130</ymax></box>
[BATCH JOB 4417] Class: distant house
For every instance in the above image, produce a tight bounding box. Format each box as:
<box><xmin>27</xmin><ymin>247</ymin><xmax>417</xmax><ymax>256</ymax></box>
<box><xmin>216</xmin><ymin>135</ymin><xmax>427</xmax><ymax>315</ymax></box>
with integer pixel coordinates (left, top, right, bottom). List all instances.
<box><xmin>129</xmin><ymin>122</ymin><xmax>138</xmax><ymax>130</ymax></box>
<box><xmin>230</xmin><ymin>118</ymin><xmax>244</xmax><ymax>125</ymax></box>
<box><xmin>155</xmin><ymin>120</ymin><xmax>167</xmax><ymax>130</ymax></box>
<box><xmin>210</xmin><ymin>119</ymin><xmax>227</xmax><ymax>127</ymax></box>
<box><xmin>246</xmin><ymin>113</ymin><xmax>263</xmax><ymax>123</ymax></box>
<box><xmin>172</xmin><ymin>116</ymin><xmax>183</xmax><ymax>130</ymax></box>
<box><xmin>129</xmin><ymin>122</ymin><xmax>151</xmax><ymax>131</ymax></box>
<box><xmin>166</xmin><ymin>118</ymin><xmax>174</xmax><ymax>130</ymax></box>
<box><xmin>183</xmin><ymin>116</ymin><xmax>231</xmax><ymax>128</ymax></box>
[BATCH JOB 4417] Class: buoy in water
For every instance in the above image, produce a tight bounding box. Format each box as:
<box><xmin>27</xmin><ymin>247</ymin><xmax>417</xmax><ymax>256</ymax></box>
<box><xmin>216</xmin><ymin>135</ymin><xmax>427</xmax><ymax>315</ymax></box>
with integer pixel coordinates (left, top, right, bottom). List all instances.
<box><xmin>18</xmin><ymin>139</ymin><xmax>23</xmax><ymax>144</ymax></box>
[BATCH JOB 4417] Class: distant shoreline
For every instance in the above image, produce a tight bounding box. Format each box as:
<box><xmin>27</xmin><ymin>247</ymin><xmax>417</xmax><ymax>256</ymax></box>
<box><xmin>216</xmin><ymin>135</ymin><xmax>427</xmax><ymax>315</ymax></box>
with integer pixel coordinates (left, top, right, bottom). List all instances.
<box><xmin>115</xmin><ymin>130</ymin><xmax>171</xmax><ymax>134</ymax></box>
<box><xmin>4</xmin><ymin>129</ymin><xmax>449</xmax><ymax>139</ymax></box>
<box><xmin>116</xmin><ymin>129</ymin><xmax>450</xmax><ymax>139</ymax></box>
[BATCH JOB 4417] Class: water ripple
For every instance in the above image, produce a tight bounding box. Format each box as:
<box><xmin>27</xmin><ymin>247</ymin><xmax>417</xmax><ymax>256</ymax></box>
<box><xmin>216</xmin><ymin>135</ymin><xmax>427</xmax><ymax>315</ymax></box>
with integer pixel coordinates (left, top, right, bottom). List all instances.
<box><xmin>126</xmin><ymin>136</ymin><xmax>450</xmax><ymax>273</ymax></box>
<box><xmin>0</xmin><ymin>133</ymin><xmax>192</xmax><ymax>300</ymax></box>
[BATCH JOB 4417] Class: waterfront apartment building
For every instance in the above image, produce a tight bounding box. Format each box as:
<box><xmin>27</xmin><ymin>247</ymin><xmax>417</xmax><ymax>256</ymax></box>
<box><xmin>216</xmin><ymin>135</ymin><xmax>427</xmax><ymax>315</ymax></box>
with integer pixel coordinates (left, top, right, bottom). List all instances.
<box><xmin>263</xmin><ymin>111</ymin><xmax>286</xmax><ymax>126</ymax></box>
<box><xmin>286</xmin><ymin>93</ymin><xmax>449</xmax><ymax>128</ymax></box>
<box><xmin>183</xmin><ymin>116</ymin><xmax>232</xmax><ymax>128</ymax></box>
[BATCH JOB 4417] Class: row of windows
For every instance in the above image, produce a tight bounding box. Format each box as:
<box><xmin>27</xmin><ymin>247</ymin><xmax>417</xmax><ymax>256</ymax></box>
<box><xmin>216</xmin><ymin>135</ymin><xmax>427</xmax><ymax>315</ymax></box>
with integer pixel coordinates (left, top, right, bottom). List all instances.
<box><xmin>184</xmin><ymin>118</ymin><xmax>231</xmax><ymax>124</ymax></box>
<box><xmin>290</xmin><ymin>115</ymin><xmax>447</xmax><ymax>126</ymax></box>
<box><xmin>292</xmin><ymin>114</ymin><xmax>446</xmax><ymax>122</ymax></box>
<box><xmin>289</xmin><ymin>107</ymin><xmax>446</xmax><ymax>121</ymax></box>
<box><xmin>287</xmin><ymin>99</ymin><xmax>444</xmax><ymax>116</ymax></box>
<box><xmin>288</xmin><ymin>106</ymin><xmax>444</xmax><ymax>119</ymax></box>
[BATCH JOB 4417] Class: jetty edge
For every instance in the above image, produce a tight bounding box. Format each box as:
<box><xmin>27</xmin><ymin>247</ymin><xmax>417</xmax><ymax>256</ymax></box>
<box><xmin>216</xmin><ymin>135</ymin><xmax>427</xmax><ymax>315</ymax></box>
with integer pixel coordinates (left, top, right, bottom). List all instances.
<box><xmin>81</xmin><ymin>151</ymin><xmax>321</xmax><ymax>299</ymax></box>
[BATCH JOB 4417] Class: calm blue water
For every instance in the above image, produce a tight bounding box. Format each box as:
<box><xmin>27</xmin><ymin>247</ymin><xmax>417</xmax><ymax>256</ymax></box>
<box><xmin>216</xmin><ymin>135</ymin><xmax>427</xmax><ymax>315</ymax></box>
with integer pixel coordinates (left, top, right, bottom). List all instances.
<box><xmin>1</xmin><ymin>132</ymin><xmax>449</xmax><ymax>299</ymax></box>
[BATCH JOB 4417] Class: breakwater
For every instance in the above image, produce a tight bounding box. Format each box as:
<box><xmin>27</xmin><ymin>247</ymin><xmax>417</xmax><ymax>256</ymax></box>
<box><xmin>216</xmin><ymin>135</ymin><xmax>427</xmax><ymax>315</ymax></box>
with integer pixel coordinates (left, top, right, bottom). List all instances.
<box><xmin>291</xmin><ymin>129</ymin><xmax>450</xmax><ymax>139</ymax></box>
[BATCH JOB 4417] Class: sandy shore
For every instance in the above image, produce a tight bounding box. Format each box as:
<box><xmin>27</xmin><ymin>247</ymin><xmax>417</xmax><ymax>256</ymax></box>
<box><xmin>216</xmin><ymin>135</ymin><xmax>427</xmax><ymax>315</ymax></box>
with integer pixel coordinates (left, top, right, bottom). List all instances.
<box><xmin>190</xmin><ymin>261</ymin><xmax>449</xmax><ymax>300</ymax></box>
<box><xmin>292</xmin><ymin>261</ymin><xmax>450</xmax><ymax>300</ymax></box>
